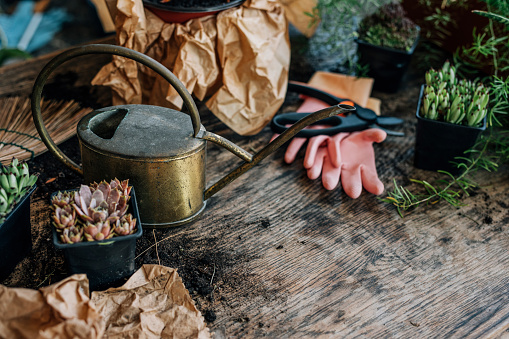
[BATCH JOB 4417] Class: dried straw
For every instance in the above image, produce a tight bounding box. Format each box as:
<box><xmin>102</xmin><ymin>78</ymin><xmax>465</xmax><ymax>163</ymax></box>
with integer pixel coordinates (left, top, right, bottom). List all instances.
<box><xmin>0</xmin><ymin>96</ymin><xmax>92</xmax><ymax>163</ymax></box>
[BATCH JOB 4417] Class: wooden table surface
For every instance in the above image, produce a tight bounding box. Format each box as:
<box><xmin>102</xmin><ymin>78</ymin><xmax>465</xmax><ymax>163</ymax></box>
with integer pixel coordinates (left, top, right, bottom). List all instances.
<box><xmin>1</xmin><ymin>41</ymin><xmax>509</xmax><ymax>338</ymax></box>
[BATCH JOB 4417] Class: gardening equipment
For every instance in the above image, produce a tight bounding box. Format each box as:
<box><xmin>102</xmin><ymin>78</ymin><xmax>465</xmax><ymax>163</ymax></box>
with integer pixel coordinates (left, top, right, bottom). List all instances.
<box><xmin>32</xmin><ymin>44</ymin><xmax>353</xmax><ymax>228</ymax></box>
<box><xmin>51</xmin><ymin>187</ymin><xmax>142</xmax><ymax>291</ymax></box>
<box><xmin>271</xmin><ymin>82</ymin><xmax>404</xmax><ymax>137</ymax></box>
<box><xmin>0</xmin><ymin>185</ymin><xmax>36</xmax><ymax>281</ymax></box>
<box><xmin>143</xmin><ymin>0</ymin><xmax>246</xmax><ymax>23</ymax></box>
<box><xmin>414</xmin><ymin>85</ymin><xmax>486</xmax><ymax>174</ymax></box>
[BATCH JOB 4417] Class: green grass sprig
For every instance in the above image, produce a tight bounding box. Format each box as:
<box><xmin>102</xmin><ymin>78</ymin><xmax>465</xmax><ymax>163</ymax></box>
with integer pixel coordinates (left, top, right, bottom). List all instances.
<box><xmin>380</xmin><ymin>130</ymin><xmax>506</xmax><ymax>217</ymax></box>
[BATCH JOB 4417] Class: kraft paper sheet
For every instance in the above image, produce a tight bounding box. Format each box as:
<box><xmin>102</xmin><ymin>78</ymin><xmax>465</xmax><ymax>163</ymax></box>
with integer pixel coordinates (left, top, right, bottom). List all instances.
<box><xmin>0</xmin><ymin>265</ymin><xmax>210</xmax><ymax>339</ymax></box>
<box><xmin>93</xmin><ymin>0</ymin><xmax>298</xmax><ymax>135</ymax></box>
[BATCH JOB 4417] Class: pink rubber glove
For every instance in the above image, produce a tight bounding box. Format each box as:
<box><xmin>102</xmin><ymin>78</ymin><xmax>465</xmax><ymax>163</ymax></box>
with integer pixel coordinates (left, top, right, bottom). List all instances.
<box><xmin>340</xmin><ymin>129</ymin><xmax>386</xmax><ymax>198</ymax></box>
<box><xmin>287</xmin><ymin>132</ymin><xmax>348</xmax><ymax>190</ymax></box>
<box><xmin>302</xmin><ymin>129</ymin><xmax>387</xmax><ymax>197</ymax></box>
<box><xmin>274</xmin><ymin>127</ymin><xmax>386</xmax><ymax>197</ymax></box>
<box><xmin>273</xmin><ymin>88</ymin><xmax>386</xmax><ymax>197</ymax></box>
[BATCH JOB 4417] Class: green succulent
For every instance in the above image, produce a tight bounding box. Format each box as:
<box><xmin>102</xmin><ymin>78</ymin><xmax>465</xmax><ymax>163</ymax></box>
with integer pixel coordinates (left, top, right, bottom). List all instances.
<box><xmin>421</xmin><ymin>61</ymin><xmax>489</xmax><ymax>127</ymax></box>
<box><xmin>358</xmin><ymin>2</ymin><xmax>420</xmax><ymax>51</ymax></box>
<box><xmin>0</xmin><ymin>158</ymin><xmax>38</xmax><ymax>224</ymax></box>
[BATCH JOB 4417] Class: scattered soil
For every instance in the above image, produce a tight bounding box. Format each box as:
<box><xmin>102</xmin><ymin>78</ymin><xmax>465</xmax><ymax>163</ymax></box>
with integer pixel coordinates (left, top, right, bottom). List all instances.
<box><xmin>3</xmin><ymin>135</ymin><xmax>278</xmax><ymax>324</ymax></box>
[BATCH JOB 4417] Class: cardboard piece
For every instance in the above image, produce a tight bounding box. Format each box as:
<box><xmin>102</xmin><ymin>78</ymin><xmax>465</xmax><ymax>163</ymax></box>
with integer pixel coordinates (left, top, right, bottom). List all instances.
<box><xmin>92</xmin><ymin>0</ymin><xmax>292</xmax><ymax>135</ymax></box>
<box><xmin>297</xmin><ymin>71</ymin><xmax>381</xmax><ymax>115</ymax></box>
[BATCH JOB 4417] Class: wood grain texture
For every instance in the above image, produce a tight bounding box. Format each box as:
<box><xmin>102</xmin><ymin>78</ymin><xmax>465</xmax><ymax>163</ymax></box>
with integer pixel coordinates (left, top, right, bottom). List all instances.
<box><xmin>1</xmin><ymin>45</ymin><xmax>509</xmax><ymax>338</ymax></box>
<box><xmin>191</xmin><ymin>113</ymin><xmax>509</xmax><ymax>338</ymax></box>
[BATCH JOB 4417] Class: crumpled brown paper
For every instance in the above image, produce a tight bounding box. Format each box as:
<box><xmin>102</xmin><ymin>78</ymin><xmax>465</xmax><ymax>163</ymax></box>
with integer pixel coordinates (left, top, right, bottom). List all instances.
<box><xmin>0</xmin><ymin>275</ymin><xmax>104</xmax><ymax>339</ymax></box>
<box><xmin>92</xmin><ymin>0</ymin><xmax>290</xmax><ymax>136</ymax></box>
<box><xmin>92</xmin><ymin>265</ymin><xmax>210</xmax><ymax>338</ymax></box>
<box><xmin>0</xmin><ymin>265</ymin><xmax>210</xmax><ymax>339</ymax></box>
<box><xmin>278</xmin><ymin>0</ymin><xmax>318</xmax><ymax>37</ymax></box>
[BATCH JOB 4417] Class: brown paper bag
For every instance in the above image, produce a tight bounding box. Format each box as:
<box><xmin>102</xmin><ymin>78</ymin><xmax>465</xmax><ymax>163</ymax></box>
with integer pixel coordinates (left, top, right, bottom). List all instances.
<box><xmin>92</xmin><ymin>0</ymin><xmax>290</xmax><ymax>136</ymax></box>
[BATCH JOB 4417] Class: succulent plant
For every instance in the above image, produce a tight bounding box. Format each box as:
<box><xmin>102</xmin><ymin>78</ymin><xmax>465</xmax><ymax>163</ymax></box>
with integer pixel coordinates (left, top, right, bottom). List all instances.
<box><xmin>51</xmin><ymin>191</ymin><xmax>75</xmax><ymax>208</ymax></box>
<box><xmin>52</xmin><ymin>205</ymin><xmax>77</xmax><ymax>230</ymax></box>
<box><xmin>421</xmin><ymin>61</ymin><xmax>489</xmax><ymax>127</ymax></box>
<box><xmin>61</xmin><ymin>225</ymin><xmax>84</xmax><ymax>244</ymax></box>
<box><xmin>358</xmin><ymin>2</ymin><xmax>419</xmax><ymax>52</ymax></box>
<box><xmin>50</xmin><ymin>178</ymin><xmax>137</xmax><ymax>244</ymax></box>
<box><xmin>0</xmin><ymin>158</ymin><xmax>38</xmax><ymax>223</ymax></box>
<box><xmin>83</xmin><ymin>219</ymin><xmax>113</xmax><ymax>242</ymax></box>
<box><xmin>113</xmin><ymin>214</ymin><xmax>137</xmax><ymax>236</ymax></box>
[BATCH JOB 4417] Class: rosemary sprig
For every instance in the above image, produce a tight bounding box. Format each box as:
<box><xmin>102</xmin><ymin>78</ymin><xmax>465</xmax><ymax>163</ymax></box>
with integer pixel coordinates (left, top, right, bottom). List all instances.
<box><xmin>382</xmin><ymin>1</ymin><xmax>508</xmax><ymax>217</ymax></box>
<box><xmin>381</xmin><ymin>130</ymin><xmax>504</xmax><ymax>217</ymax></box>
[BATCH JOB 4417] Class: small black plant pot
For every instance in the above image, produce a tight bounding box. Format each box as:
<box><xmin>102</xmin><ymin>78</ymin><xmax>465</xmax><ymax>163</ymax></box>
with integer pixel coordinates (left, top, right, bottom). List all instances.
<box><xmin>0</xmin><ymin>185</ymin><xmax>36</xmax><ymax>281</ymax></box>
<box><xmin>356</xmin><ymin>28</ymin><xmax>420</xmax><ymax>93</ymax></box>
<box><xmin>414</xmin><ymin>85</ymin><xmax>487</xmax><ymax>175</ymax></box>
<box><xmin>51</xmin><ymin>188</ymin><xmax>142</xmax><ymax>291</ymax></box>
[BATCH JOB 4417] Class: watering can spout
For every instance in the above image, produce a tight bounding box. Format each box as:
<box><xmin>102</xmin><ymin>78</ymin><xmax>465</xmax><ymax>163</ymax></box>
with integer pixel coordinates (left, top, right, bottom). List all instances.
<box><xmin>199</xmin><ymin>104</ymin><xmax>355</xmax><ymax>200</ymax></box>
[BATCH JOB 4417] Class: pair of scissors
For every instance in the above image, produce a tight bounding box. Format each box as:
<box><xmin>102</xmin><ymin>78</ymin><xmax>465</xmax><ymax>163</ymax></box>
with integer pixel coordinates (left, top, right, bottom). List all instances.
<box><xmin>271</xmin><ymin>82</ymin><xmax>405</xmax><ymax>138</ymax></box>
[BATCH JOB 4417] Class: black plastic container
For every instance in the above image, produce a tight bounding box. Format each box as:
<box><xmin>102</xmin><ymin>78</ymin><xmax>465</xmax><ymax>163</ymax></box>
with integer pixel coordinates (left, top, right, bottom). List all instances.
<box><xmin>414</xmin><ymin>85</ymin><xmax>486</xmax><ymax>174</ymax></box>
<box><xmin>0</xmin><ymin>185</ymin><xmax>36</xmax><ymax>281</ymax></box>
<box><xmin>356</xmin><ymin>28</ymin><xmax>420</xmax><ymax>93</ymax></box>
<box><xmin>52</xmin><ymin>187</ymin><xmax>142</xmax><ymax>291</ymax></box>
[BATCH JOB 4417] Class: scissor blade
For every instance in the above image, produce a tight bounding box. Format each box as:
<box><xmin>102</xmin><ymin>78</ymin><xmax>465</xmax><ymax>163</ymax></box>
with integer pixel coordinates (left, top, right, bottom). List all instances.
<box><xmin>370</xmin><ymin>125</ymin><xmax>405</xmax><ymax>137</ymax></box>
<box><xmin>287</xmin><ymin>82</ymin><xmax>342</xmax><ymax>106</ymax></box>
<box><xmin>376</xmin><ymin>116</ymin><xmax>405</xmax><ymax>127</ymax></box>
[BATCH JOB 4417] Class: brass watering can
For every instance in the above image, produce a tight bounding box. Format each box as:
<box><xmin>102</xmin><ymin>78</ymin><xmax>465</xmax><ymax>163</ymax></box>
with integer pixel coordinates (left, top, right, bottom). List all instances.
<box><xmin>32</xmin><ymin>44</ymin><xmax>354</xmax><ymax>228</ymax></box>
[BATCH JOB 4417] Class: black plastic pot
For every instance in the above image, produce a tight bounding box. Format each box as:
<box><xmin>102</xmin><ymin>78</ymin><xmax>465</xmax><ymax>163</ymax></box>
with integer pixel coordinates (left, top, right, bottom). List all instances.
<box><xmin>52</xmin><ymin>188</ymin><xmax>142</xmax><ymax>291</ymax></box>
<box><xmin>356</xmin><ymin>28</ymin><xmax>420</xmax><ymax>93</ymax></box>
<box><xmin>0</xmin><ymin>185</ymin><xmax>36</xmax><ymax>281</ymax></box>
<box><xmin>143</xmin><ymin>0</ymin><xmax>246</xmax><ymax>23</ymax></box>
<box><xmin>414</xmin><ymin>85</ymin><xmax>487</xmax><ymax>174</ymax></box>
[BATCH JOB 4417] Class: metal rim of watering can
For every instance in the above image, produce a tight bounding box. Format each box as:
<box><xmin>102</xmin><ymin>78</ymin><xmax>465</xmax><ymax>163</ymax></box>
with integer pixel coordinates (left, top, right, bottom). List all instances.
<box><xmin>31</xmin><ymin>44</ymin><xmax>202</xmax><ymax>175</ymax></box>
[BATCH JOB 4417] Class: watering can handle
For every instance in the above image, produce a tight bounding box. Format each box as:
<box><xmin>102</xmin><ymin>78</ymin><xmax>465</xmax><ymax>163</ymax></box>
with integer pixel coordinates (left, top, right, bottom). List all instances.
<box><xmin>32</xmin><ymin>44</ymin><xmax>356</xmax><ymax>199</ymax></box>
<box><xmin>31</xmin><ymin>44</ymin><xmax>202</xmax><ymax>175</ymax></box>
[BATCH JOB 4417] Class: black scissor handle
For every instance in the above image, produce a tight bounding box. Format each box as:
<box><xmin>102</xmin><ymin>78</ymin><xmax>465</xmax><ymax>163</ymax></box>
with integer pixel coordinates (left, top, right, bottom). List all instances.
<box><xmin>288</xmin><ymin>82</ymin><xmax>378</xmax><ymax>122</ymax></box>
<box><xmin>271</xmin><ymin>113</ymin><xmax>342</xmax><ymax>137</ymax></box>
<box><xmin>271</xmin><ymin>110</ymin><xmax>372</xmax><ymax>138</ymax></box>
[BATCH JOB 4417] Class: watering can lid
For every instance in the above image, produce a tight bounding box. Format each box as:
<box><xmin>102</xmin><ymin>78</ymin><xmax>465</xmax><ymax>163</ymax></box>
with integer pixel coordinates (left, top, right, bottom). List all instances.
<box><xmin>77</xmin><ymin>104</ymin><xmax>205</xmax><ymax>158</ymax></box>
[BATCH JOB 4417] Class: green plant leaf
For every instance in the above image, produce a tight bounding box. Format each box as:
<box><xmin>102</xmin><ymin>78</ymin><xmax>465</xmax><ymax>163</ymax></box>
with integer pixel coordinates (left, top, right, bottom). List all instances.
<box><xmin>473</xmin><ymin>10</ymin><xmax>509</xmax><ymax>26</ymax></box>
<box><xmin>0</xmin><ymin>48</ymin><xmax>31</xmax><ymax>66</ymax></box>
